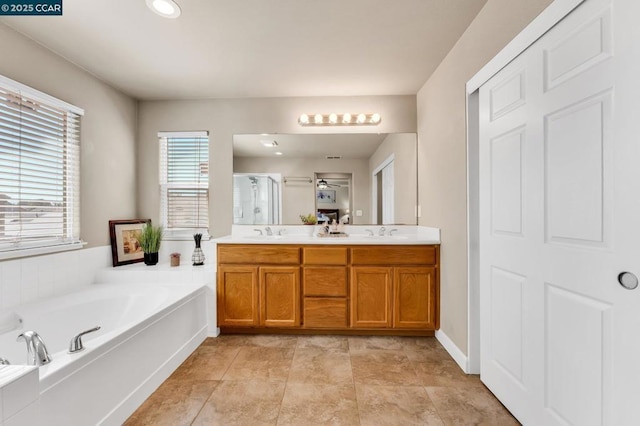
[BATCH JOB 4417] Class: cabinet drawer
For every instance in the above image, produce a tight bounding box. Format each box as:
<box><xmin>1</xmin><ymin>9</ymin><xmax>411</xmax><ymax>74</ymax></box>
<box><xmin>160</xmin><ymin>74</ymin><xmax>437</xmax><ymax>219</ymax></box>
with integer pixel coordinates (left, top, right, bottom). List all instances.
<box><xmin>351</xmin><ymin>246</ymin><xmax>437</xmax><ymax>265</ymax></box>
<box><xmin>218</xmin><ymin>245</ymin><xmax>300</xmax><ymax>264</ymax></box>
<box><xmin>303</xmin><ymin>298</ymin><xmax>348</xmax><ymax>328</ymax></box>
<box><xmin>302</xmin><ymin>247</ymin><xmax>348</xmax><ymax>265</ymax></box>
<box><xmin>303</xmin><ymin>267</ymin><xmax>347</xmax><ymax>296</ymax></box>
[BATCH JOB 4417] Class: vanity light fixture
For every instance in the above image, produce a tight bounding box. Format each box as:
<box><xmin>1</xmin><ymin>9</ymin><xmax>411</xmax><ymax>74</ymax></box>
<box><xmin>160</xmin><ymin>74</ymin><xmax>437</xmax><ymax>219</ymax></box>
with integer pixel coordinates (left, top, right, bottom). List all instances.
<box><xmin>298</xmin><ymin>112</ymin><xmax>382</xmax><ymax>126</ymax></box>
<box><xmin>146</xmin><ymin>0</ymin><xmax>181</xmax><ymax>18</ymax></box>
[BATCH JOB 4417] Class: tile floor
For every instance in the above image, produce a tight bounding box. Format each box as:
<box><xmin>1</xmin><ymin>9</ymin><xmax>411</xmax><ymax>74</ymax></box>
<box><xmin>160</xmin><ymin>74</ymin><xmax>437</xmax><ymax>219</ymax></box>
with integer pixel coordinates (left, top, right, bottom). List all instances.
<box><xmin>125</xmin><ymin>335</ymin><xmax>519</xmax><ymax>425</ymax></box>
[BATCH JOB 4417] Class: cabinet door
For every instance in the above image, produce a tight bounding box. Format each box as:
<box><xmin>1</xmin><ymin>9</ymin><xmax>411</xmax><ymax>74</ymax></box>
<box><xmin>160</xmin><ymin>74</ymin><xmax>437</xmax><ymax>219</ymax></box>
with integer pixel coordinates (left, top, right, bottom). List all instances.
<box><xmin>260</xmin><ymin>266</ymin><xmax>300</xmax><ymax>327</ymax></box>
<box><xmin>218</xmin><ymin>265</ymin><xmax>259</xmax><ymax>327</ymax></box>
<box><xmin>350</xmin><ymin>267</ymin><xmax>392</xmax><ymax>328</ymax></box>
<box><xmin>393</xmin><ymin>267</ymin><xmax>437</xmax><ymax>329</ymax></box>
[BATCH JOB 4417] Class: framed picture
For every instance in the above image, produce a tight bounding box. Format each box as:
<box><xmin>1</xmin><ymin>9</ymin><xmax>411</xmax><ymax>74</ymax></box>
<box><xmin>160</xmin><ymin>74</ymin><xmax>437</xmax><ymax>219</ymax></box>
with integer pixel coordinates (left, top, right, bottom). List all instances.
<box><xmin>109</xmin><ymin>219</ymin><xmax>150</xmax><ymax>267</ymax></box>
<box><xmin>317</xmin><ymin>190</ymin><xmax>336</xmax><ymax>203</ymax></box>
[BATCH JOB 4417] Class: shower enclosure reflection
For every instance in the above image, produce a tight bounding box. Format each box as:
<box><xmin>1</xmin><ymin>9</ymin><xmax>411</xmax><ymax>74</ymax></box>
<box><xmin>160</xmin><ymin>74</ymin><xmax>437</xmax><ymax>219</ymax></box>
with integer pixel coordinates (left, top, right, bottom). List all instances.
<box><xmin>232</xmin><ymin>174</ymin><xmax>281</xmax><ymax>225</ymax></box>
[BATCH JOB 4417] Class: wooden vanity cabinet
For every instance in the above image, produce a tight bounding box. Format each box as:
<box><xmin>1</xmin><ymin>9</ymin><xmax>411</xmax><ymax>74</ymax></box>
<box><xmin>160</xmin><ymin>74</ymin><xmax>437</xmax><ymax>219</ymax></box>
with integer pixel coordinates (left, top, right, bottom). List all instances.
<box><xmin>217</xmin><ymin>243</ymin><xmax>439</xmax><ymax>334</ymax></box>
<box><xmin>217</xmin><ymin>245</ymin><xmax>300</xmax><ymax>328</ymax></box>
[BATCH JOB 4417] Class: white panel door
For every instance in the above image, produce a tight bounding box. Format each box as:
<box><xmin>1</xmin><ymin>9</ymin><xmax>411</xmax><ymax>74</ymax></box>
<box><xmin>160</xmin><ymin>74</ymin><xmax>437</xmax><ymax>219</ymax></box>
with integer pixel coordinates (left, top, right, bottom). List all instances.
<box><xmin>479</xmin><ymin>0</ymin><xmax>640</xmax><ymax>424</ymax></box>
<box><xmin>381</xmin><ymin>161</ymin><xmax>394</xmax><ymax>224</ymax></box>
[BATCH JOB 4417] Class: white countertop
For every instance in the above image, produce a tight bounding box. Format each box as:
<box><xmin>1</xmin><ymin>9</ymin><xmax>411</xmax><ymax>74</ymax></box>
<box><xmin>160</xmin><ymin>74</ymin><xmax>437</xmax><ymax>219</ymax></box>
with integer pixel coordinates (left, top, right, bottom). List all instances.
<box><xmin>213</xmin><ymin>225</ymin><xmax>440</xmax><ymax>245</ymax></box>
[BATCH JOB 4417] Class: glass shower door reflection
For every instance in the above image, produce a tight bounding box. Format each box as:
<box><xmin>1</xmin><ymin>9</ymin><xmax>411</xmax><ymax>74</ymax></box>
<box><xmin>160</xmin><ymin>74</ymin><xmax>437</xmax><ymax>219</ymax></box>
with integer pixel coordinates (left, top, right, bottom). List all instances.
<box><xmin>233</xmin><ymin>174</ymin><xmax>281</xmax><ymax>225</ymax></box>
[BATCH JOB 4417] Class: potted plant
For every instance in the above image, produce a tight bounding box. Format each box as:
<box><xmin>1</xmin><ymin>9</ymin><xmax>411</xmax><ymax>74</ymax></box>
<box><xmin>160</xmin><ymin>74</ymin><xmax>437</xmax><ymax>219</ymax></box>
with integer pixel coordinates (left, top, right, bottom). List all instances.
<box><xmin>299</xmin><ymin>213</ymin><xmax>317</xmax><ymax>225</ymax></box>
<box><xmin>138</xmin><ymin>223</ymin><xmax>163</xmax><ymax>265</ymax></box>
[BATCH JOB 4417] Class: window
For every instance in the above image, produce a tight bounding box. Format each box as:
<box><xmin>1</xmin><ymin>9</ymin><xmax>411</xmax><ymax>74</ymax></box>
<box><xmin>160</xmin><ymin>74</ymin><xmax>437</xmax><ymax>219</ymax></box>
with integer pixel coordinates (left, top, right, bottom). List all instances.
<box><xmin>0</xmin><ymin>75</ymin><xmax>83</xmax><ymax>258</ymax></box>
<box><xmin>159</xmin><ymin>131</ymin><xmax>209</xmax><ymax>239</ymax></box>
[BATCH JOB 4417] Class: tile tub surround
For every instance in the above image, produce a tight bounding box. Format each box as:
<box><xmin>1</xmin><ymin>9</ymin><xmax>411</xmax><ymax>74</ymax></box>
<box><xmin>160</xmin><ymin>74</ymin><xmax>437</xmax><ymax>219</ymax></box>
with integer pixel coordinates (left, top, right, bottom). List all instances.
<box><xmin>126</xmin><ymin>335</ymin><xmax>518</xmax><ymax>425</ymax></box>
<box><xmin>0</xmin><ymin>245</ymin><xmax>112</xmax><ymax>311</ymax></box>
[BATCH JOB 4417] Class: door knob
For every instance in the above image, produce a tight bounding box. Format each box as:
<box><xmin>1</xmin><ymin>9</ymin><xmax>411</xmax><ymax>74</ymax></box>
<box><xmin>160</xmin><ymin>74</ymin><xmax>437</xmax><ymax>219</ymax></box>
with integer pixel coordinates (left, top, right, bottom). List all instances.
<box><xmin>618</xmin><ymin>272</ymin><xmax>638</xmax><ymax>290</ymax></box>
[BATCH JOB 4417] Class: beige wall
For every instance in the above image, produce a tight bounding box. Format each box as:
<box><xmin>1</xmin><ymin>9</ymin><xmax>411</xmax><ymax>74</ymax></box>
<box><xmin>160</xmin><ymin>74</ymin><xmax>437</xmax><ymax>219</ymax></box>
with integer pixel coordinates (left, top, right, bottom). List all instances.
<box><xmin>416</xmin><ymin>0</ymin><xmax>553</xmax><ymax>353</ymax></box>
<box><xmin>369</xmin><ymin>133</ymin><xmax>417</xmax><ymax>225</ymax></box>
<box><xmin>234</xmin><ymin>157</ymin><xmax>370</xmax><ymax>224</ymax></box>
<box><xmin>137</xmin><ymin>96</ymin><xmax>416</xmax><ymax>237</ymax></box>
<box><xmin>0</xmin><ymin>24</ymin><xmax>138</xmax><ymax>248</ymax></box>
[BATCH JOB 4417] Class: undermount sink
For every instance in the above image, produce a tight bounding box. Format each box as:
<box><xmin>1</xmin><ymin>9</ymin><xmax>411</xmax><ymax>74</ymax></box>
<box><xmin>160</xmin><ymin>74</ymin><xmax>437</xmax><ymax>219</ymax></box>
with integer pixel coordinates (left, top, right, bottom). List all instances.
<box><xmin>356</xmin><ymin>235</ymin><xmax>409</xmax><ymax>240</ymax></box>
<box><xmin>243</xmin><ymin>235</ymin><xmax>286</xmax><ymax>240</ymax></box>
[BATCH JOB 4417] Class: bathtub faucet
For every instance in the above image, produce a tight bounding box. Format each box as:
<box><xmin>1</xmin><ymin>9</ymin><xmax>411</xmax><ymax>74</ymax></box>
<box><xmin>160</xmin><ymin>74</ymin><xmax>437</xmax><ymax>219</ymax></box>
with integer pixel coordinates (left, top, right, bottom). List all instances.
<box><xmin>16</xmin><ymin>331</ymin><xmax>51</xmax><ymax>366</ymax></box>
<box><xmin>69</xmin><ymin>326</ymin><xmax>101</xmax><ymax>354</ymax></box>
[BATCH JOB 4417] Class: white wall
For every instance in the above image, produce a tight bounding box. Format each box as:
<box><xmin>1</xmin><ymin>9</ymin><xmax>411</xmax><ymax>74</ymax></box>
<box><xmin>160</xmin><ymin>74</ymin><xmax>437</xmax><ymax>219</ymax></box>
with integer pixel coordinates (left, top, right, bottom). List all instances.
<box><xmin>369</xmin><ymin>133</ymin><xmax>417</xmax><ymax>225</ymax></box>
<box><xmin>137</xmin><ymin>96</ymin><xmax>416</xmax><ymax>237</ymax></box>
<box><xmin>416</xmin><ymin>0</ymin><xmax>553</xmax><ymax>354</ymax></box>
<box><xmin>234</xmin><ymin>157</ymin><xmax>370</xmax><ymax>224</ymax></box>
<box><xmin>0</xmin><ymin>24</ymin><xmax>138</xmax><ymax>248</ymax></box>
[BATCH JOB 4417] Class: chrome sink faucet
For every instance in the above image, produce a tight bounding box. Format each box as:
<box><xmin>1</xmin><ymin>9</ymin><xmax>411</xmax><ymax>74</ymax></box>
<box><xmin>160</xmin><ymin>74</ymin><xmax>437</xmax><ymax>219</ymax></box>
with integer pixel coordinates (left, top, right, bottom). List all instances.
<box><xmin>253</xmin><ymin>228</ymin><xmax>263</xmax><ymax>236</ymax></box>
<box><xmin>265</xmin><ymin>226</ymin><xmax>273</xmax><ymax>236</ymax></box>
<box><xmin>389</xmin><ymin>228</ymin><xmax>399</xmax><ymax>236</ymax></box>
<box><xmin>378</xmin><ymin>227</ymin><xmax>386</xmax><ymax>236</ymax></box>
<box><xmin>16</xmin><ymin>331</ymin><xmax>51</xmax><ymax>366</ymax></box>
<box><xmin>365</xmin><ymin>229</ymin><xmax>374</xmax><ymax>236</ymax></box>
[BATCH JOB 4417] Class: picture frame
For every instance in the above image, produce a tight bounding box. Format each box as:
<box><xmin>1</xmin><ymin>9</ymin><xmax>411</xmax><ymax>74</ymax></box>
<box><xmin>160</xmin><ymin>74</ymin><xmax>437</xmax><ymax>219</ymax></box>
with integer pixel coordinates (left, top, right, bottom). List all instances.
<box><xmin>317</xmin><ymin>190</ymin><xmax>336</xmax><ymax>203</ymax></box>
<box><xmin>109</xmin><ymin>219</ymin><xmax>150</xmax><ymax>267</ymax></box>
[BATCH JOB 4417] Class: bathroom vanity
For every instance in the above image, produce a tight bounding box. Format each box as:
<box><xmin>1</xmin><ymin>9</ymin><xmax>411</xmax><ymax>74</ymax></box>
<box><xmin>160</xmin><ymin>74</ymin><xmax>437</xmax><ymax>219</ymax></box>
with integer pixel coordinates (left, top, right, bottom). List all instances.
<box><xmin>215</xmin><ymin>227</ymin><xmax>440</xmax><ymax>336</ymax></box>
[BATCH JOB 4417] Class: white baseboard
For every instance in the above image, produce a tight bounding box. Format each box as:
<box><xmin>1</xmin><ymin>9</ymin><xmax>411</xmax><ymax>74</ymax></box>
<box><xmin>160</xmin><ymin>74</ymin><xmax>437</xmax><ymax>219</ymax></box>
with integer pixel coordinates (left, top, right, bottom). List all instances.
<box><xmin>435</xmin><ymin>330</ymin><xmax>470</xmax><ymax>373</ymax></box>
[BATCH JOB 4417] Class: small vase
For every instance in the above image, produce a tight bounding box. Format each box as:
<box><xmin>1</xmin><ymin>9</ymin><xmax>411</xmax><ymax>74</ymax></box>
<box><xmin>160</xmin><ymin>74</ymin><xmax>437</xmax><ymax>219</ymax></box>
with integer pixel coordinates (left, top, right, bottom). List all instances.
<box><xmin>144</xmin><ymin>252</ymin><xmax>159</xmax><ymax>266</ymax></box>
<box><xmin>192</xmin><ymin>233</ymin><xmax>205</xmax><ymax>266</ymax></box>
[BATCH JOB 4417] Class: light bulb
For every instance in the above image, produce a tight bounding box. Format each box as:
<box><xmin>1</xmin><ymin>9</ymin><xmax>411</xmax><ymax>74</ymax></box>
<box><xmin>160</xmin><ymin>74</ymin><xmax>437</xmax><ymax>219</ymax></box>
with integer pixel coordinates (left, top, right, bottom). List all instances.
<box><xmin>314</xmin><ymin>114</ymin><xmax>323</xmax><ymax>124</ymax></box>
<box><xmin>371</xmin><ymin>113</ymin><xmax>381</xmax><ymax>124</ymax></box>
<box><xmin>342</xmin><ymin>113</ymin><xmax>352</xmax><ymax>124</ymax></box>
<box><xmin>299</xmin><ymin>114</ymin><xmax>309</xmax><ymax>124</ymax></box>
<box><xmin>356</xmin><ymin>113</ymin><xmax>366</xmax><ymax>124</ymax></box>
<box><xmin>329</xmin><ymin>113</ymin><xmax>338</xmax><ymax>124</ymax></box>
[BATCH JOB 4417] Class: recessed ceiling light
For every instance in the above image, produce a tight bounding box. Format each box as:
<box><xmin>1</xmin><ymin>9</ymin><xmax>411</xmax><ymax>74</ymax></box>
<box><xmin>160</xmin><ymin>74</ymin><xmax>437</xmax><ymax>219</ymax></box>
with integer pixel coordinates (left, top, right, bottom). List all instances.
<box><xmin>260</xmin><ymin>140</ymin><xmax>278</xmax><ymax>147</ymax></box>
<box><xmin>146</xmin><ymin>0</ymin><xmax>181</xmax><ymax>18</ymax></box>
<box><xmin>275</xmin><ymin>151</ymin><xmax>283</xmax><ymax>156</ymax></box>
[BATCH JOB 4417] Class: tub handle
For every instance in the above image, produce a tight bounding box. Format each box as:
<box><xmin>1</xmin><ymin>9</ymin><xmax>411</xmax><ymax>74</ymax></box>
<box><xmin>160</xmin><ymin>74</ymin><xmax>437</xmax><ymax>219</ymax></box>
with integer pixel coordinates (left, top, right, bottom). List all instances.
<box><xmin>69</xmin><ymin>326</ymin><xmax>101</xmax><ymax>354</ymax></box>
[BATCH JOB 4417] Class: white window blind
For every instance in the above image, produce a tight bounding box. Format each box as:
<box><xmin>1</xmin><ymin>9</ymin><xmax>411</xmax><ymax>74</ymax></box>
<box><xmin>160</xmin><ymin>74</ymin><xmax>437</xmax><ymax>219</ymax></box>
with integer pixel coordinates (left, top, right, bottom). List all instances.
<box><xmin>159</xmin><ymin>131</ymin><xmax>209</xmax><ymax>238</ymax></box>
<box><xmin>0</xmin><ymin>76</ymin><xmax>83</xmax><ymax>257</ymax></box>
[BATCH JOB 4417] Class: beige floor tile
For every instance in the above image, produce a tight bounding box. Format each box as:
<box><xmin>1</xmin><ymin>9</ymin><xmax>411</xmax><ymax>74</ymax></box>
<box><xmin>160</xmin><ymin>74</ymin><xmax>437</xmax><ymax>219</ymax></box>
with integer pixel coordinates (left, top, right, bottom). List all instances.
<box><xmin>413</xmin><ymin>359</ymin><xmax>484</xmax><ymax>388</ymax></box>
<box><xmin>426</xmin><ymin>386</ymin><xmax>520</xmax><ymax>425</ymax></box>
<box><xmin>127</xmin><ymin>335</ymin><xmax>519</xmax><ymax>425</ymax></box>
<box><xmin>222</xmin><ymin>346</ymin><xmax>295</xmax><ymax>381</ymax></box>
<box><xmin>348</xmin><ymin>335</ymin><xmax>406</xmax><ymax>351</ymax></box>
<box><xmin>124</xmin><ymin>379</ymin><xmax>219</xmax><ymax>426</ymax></box>
<box><xmin>193</xmin><ymin>380</ymin><xmax>286</xmax><ymax>426</ymax></box>
<box><xmin>351</xmin><ymin>349</ymin><xmax>421</xmax><ymax>386</ymax></box>
<box><xmin>356</xmin><ymin>384</ymin><xmax>444</xmax><ymax>426</ymax></box>
<box><xmin>296</xmin><ymin>335</ymin><xmax>350</xmax><ymax>352</ymax></box>
<box><xmin>205</xmin><ymin>334</ymin><xmax>299</xmax><ymax>348</ymax></box>
<box><xmin>169</xmin><ymin>346</ymin><xmax>240</xmax><ymax>381</ymax></box>
<box><xmin>288</xmin><ymin>348</ymin><xmax>353</xmax><ymax>385</ymax></box>
<box><xmin>277</xmin><ymin>383</ymin><xmax>359</xmax><ymax>425</ymax></box>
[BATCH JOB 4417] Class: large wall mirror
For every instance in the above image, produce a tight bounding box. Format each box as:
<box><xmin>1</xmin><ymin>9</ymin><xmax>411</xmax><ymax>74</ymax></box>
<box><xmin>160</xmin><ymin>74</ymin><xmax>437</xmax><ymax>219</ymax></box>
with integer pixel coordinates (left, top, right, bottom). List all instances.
<box><xmin>232</xmin><ymin>133</ymin><xmax>417</xmax><ymax>225</ymax></box>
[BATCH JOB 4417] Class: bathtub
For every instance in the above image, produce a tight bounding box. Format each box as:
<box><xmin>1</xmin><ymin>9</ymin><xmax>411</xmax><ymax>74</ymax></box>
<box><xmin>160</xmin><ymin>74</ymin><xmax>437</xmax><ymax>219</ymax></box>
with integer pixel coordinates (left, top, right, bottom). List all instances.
<box><xmin>0</xmin><ymin>281</ymin><xmax>208</xmax><ymax>425</ymax></box>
